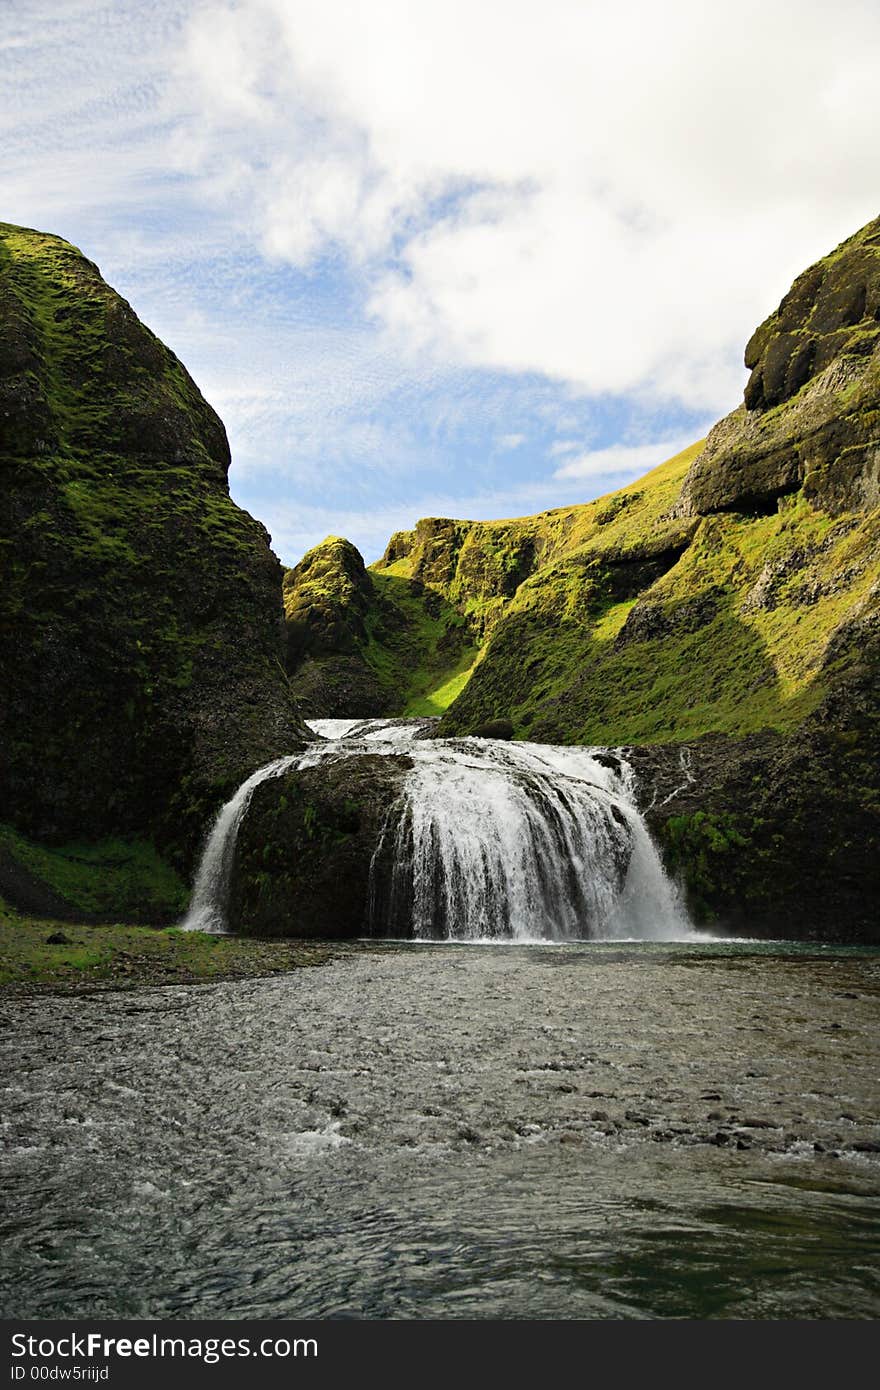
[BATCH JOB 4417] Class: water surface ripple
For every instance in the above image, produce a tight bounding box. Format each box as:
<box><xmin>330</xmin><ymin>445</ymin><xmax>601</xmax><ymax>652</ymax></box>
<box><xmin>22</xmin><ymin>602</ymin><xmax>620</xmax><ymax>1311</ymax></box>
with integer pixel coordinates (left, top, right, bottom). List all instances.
<box><xmin>2</xmin><ymin>942</ymin><xmax>878</xmax><ymax>1319</ymax></box>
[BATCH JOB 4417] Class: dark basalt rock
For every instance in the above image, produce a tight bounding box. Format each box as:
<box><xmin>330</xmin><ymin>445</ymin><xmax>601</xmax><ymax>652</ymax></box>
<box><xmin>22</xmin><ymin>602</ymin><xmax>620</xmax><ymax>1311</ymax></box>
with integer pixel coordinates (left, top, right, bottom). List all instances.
<box><xmin>0</xmin><ymin>222</ymin><xmax>310</xmax><ymax>868</ymax></box>
<box><xmin>614</xmin><ymin>588</ymin><xmax>722</xmax><ymax>648</ymax></box>
<box><xmin>284</xmin><ymin>654</ymin><xmax>392</xmax><ymax>719</ymax></box>
<box><xmin>229</xmin><ymin>753</ymin><xmax>412</xmax><ymax>937</ymax></box>
<box><xmin>472</xmin><ymin>718</ymin><xmax>514</xmax><ymax>740</ymax></box>
<box><xmin>624</xmin><ymin>614</ymin><xmax>880</xmax><ymax>941</ymax></box>
<box><xmin>678</xmin><ymin>216</ymin><xmax>880</xmax><ymax>517</ymax></box>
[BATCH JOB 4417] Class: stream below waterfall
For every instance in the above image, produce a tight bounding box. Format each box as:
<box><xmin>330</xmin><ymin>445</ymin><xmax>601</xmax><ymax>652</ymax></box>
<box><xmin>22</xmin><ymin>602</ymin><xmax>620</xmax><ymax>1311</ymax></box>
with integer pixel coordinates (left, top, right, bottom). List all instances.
<box><xmin>2</xmin><ymin>941</ymin><xmax>879</xmax><ymax>1319</ymax></box>
<box><xmin>4</xmin><ymin>722</ymin><xmax>878</xmax><ymax>1320</ymax></box>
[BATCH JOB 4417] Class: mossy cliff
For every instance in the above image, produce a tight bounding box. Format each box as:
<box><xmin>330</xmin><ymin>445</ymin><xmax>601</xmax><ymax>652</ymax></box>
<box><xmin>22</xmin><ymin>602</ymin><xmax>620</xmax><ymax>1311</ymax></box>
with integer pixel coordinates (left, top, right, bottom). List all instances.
<box><xmin>678</xmin><ymin>216</ymin><xmax>880</xmax><ymax>516</ymax></box>
<box><xmin>0</xmin><ymin>223</ymin><xmax>309</xmax><ymax>918</ymax></box>
<box><xmin>282</xmin><ymin>535</ymin><xmax>477</xmax><ymax>717</ymax></box>
<box><xmin>273</xmin><ymin>217</ymin><xmax>878</xmax><ymax>937</ymax></box>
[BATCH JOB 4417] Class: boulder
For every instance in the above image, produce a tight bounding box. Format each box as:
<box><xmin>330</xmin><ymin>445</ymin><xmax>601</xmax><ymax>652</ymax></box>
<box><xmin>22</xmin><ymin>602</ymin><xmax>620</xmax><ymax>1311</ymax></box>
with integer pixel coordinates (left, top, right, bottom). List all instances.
<box><xmin>229</xmin><ymin>753</ymin><xmax>412</xmax><ymax>937</ymax></box>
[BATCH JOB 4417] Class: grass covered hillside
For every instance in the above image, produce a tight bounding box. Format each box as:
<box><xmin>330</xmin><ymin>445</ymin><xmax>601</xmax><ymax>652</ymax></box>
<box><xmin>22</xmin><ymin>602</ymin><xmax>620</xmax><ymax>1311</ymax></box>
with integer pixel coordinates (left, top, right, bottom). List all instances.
<box><xmin>356</xmin><ymin>435</ymin><xmax>877</xmax><ymax>751</ymax></box>
<box><xmin>287</xmin><ymin>419</ymin><xmax>877</xmax><ymax>750</ymax></box>
<box><xmin>438</xmin><ymin>465</ymin><xmax>878</xmax><ymax>745</ymax></box>
<box><xmin>440</xmin><ymin>217</ymin><xmax>879</xmax><ymax>743</ymax></box>
<box><xmin>283</xmin><ymin>446</ymin><xmax>700</xmax><ymax>720</ymax></box>
<box><xmin>282</xmin><ymin>216</ymin><xmax>879</xmax><ymax>752</ymax></box>
<box><xmin>0</xmin><ymin>223</ymin><xmax>309</xmax><ymax>920</ymax></box>
<box><xmin>283</xmin><ymin>535</ymin><xmax>478</xmax><ymax>717</ymax></box>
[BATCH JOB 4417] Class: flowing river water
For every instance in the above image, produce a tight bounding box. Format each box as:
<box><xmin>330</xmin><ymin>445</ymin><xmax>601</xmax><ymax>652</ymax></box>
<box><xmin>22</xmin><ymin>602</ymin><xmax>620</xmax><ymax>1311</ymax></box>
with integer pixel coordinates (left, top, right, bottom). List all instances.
<box><xmin>2</xmin><ymin>721</ymin><xmax>878</xmax><ymax>1318</ymax></box>
<box><xmin>2</xmin><ymin>941</ymin><xmax>879</xmax><ymax>1319</ymax></box>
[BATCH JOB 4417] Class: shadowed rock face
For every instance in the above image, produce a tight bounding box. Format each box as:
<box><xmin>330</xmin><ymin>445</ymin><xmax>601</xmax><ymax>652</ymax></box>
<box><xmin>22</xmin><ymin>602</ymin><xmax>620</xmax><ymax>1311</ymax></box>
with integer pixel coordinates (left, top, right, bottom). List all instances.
<box><xmin>282</xmin><ymin>534</ymin><xmax>478</xmax><ymax>719</ymax></box>
<box><xmin>229</xmin><ymin>753</ymin><xmax>412</xmax><ymax>937</ymax></box>
<box><xmin>625</xmin><ymin>610</ymin><xmax>880</xmax><ymax>941</ymax></box>
<box><xmin>678</xmin><ymin>216</ymin><xmax>880</xmax><ymax>516</ymax></box>
<box><xmin>0</xmin><ymin>222</ymin><xmax>309</xmax><ymax>863</ymax></box>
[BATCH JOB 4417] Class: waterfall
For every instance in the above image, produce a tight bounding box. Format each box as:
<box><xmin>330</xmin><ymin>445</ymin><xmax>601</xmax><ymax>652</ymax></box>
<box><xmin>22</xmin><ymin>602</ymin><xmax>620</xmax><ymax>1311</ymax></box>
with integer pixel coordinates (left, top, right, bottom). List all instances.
<box><xmin>180</xmin><ymin>755</ymin><xmax>302</xmax><ymax>933</ymax></box>
<box><xmin>368</xmin><ymin>737</ymin><xmax>690</xmax><ymax>941</ymax></box>
<box><xmin>181</xmin><ymin>720</ymin><xmax>692</xmax><ymax>940</ymax></box>
<box><xmin>307</xmin><ymin>717</ymin><xmax>435</xmax><ymax>743</ymax></box>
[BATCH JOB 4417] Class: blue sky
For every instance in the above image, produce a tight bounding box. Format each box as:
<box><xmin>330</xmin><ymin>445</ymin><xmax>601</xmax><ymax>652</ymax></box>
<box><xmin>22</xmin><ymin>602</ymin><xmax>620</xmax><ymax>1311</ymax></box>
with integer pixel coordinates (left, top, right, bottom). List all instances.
<box><xmin>3</xmin><ymin>1</ymin><xmax>879</xmax><ymax>564</ymax></box>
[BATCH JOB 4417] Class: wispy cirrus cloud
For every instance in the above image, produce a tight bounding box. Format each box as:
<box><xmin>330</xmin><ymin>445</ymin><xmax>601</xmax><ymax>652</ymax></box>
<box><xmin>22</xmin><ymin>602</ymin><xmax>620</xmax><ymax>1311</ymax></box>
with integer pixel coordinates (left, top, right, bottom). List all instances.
<box><xmin>553</xmin><ymin>435</ymin><xmax>699</xmax><ymax>481</ymax></box>
<box><xmin>3</xmin><ymin>1</ymin><xmax>879</xmax><ymax>566</ymax></box>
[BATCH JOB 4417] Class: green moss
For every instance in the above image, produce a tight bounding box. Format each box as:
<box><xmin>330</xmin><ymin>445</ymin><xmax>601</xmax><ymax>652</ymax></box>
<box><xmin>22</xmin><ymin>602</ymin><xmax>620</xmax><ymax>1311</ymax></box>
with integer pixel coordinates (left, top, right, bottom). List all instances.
<box><xmin>290</xmin><ymin>430</ymin><xmax>876</xmax><ymax>746</ymax></box>
<box><xmin>365</xmin><ymin>571</ymin><xmax>479</xmax><ymax>713</ymax></box>
<box><xmin>406</xmin><ymin>654</ymin><xmax>479</xmax><ymax>715</ymax></box>
<box><xmin>659</xmin><ymin>812</ymin><xmax>750</xmax><ymax>921</ymax></box>
<box><xmin>0</xmin><ymin>904</ymin><xmax>341</xmax><ymax>989</ymax></box>
<box><xmin>0</xmin><ymin>822</ymin><xmax>187</xmax><ymax>920</ymax></box>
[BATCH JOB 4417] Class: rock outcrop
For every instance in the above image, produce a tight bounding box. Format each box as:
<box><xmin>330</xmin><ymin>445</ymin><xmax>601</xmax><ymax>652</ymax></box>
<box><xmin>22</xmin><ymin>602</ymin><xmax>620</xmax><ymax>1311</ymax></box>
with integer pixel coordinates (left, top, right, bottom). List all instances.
<box><xmin>229</xmin><ymin>752</ymin><xmax>411</xmax><ymax>936</ymax></box>
<box><xmin>677</xmin><ymin>217</ymin><xmax>880</xmax><ymax>516</ymax></box>
<box><xmin>0</xmin><ymin>222</ymin><xmax>310</xmax><ymax>883</ymax></box>
<box><xmin>282</xmin><ymin>534</ymin><xmax>477</xmax><ymax>718</ymax></box>
<box><xmin>282</xmin><ymin>536</ymin><xmax>393</xmax><ymax>716</ymax></box>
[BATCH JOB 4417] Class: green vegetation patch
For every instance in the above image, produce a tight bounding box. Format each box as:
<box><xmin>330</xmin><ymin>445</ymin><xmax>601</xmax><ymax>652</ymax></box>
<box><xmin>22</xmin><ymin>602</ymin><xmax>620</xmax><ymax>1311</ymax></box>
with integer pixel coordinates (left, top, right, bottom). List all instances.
<box><xmin>440</xmin><ymin>490</ymin><xmax>878</xmax><ymax>745</ymax></box>
<box><xmin>0</xmin><ymin>823</ymin><xmax>187</xmax><ymax>921</ymax></box>
<box><xmin>283</xmin><ymin>535</ymin><xmax>480</xmax><ymax>715</ymax></box>
<box><xmin>365</xmin><ymin>571</ymin><xmax>479</xmax><ymax>714</ymax></box>
<box><xmin>0</xmin><ymin>905</ymin><xmax>342</xmax><ymax>989</ymax></box>
<box><xmin>659</xmin><ymin>811</ymin><xmax>750</xmax><ymax>922</ymax></box>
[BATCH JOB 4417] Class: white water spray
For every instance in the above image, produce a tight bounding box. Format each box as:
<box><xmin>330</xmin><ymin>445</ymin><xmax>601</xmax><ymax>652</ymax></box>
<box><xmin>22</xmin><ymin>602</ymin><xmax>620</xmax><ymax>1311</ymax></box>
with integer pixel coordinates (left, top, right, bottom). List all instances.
<box><xmin>369</xmin><ymin>737</ymin><xmax>690</xmax><ymax>941</ymax></box>
<box><xmin>180</xmin><ymin>755</ymin><xmax>301</xmax><ymax>933</ymax></box>
<box><xmin>181</xmin><ymin>720</ymin><xmax>692</xmax><ymax>940</ymax></box>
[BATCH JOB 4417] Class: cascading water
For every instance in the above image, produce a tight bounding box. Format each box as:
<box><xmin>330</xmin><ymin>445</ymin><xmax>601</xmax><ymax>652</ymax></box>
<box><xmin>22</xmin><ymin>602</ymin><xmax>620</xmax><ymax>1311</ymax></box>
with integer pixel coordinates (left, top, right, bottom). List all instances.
<box><xmin>181</xmin><ymin>719</ymin><xmax>692</xmax><ymax>940</ymax></box>
<box><xmin>180</xmin><ymin>754</ymin><xmax>306</xmax><ymax>933</ymax></box>
<box><xmin>368</xmin><ymin>737</ymin><xmax>690</xmax><ymax>941</ymax></box>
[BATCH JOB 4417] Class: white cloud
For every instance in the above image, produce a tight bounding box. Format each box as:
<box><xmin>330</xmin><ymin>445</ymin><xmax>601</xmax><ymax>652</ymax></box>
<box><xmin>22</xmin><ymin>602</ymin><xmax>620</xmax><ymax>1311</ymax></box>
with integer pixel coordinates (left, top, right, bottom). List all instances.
<box><xmin>6</xmin><ymin>1</ymin><xmax>878</xmax><ymax>568</ymax></box>
<box><xmin>172</xmin><ymin>0</ymin><xmax>880</xmax><ymax>414</ymax></box>
<box><xmin>553</xmin><ymin>436</ymin><xmax>697</xmax><ymax>481</ymax></box>
<box><xmin>266</xmin><ymin>474</ymin><xmax>614</xmax><ymax>566</ymax></box>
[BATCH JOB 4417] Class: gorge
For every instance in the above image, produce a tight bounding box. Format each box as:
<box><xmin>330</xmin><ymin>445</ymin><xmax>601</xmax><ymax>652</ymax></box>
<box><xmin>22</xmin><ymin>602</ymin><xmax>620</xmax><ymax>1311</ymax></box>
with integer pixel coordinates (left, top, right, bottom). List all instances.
<box><xmin>1</xmin><ymin>215</ymin><xmax>878</xmax><ymax>942</ymax></box>
<box><xmin>1</xmin><ymin>213</ymin><xmax>878</xmax><ymax>1326</ymax></box>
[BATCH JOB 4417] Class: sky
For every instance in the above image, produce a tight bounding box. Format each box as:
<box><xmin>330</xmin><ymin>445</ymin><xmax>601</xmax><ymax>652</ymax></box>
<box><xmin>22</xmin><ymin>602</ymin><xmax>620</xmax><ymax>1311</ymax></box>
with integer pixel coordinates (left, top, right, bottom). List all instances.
<box><xmin>2</xmin><ymin>1</ymin><xmax>879</xmax><ymax>564</ymax></box>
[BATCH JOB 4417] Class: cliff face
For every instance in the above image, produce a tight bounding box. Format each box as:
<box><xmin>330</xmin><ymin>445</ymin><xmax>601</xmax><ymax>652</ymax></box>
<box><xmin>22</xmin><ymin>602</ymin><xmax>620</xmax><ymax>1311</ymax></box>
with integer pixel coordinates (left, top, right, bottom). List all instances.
<box><xmin>0</xmin><ymin>223</ymin><xmax>309</xmax><ymax>891</ymax></box>
<box><xmin>677</xmin><ymin>216</ymin><xmax>880</xmax><ymax>516</ymax></box>
<box><xmin>282</xmin><ymin>535</ymin><xmax>477</xmax><ymax>717</ymax></box>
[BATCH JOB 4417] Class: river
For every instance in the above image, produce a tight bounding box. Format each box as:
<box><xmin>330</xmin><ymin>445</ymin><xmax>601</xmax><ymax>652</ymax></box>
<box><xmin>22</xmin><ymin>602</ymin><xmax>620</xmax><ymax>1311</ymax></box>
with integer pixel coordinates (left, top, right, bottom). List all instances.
<box><xmin>2</xmin><ymin>940</ymin><xmax>878</xmax><ymax>1319</ymax></box>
